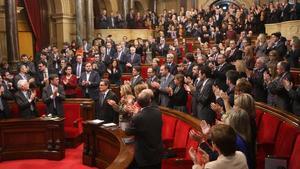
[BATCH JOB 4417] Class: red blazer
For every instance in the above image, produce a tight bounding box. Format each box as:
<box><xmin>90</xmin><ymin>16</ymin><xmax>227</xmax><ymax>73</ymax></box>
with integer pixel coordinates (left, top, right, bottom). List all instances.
<box><xmin>60</xmin><ymin>74</ymin><xmax>78</xmax><ymax>96</ymax></box>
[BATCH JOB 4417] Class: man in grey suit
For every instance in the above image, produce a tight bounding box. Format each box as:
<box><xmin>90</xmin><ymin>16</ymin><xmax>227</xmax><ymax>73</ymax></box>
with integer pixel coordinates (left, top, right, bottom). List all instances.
<box><xmin>151</xmin><ymin>64</ymin><xmax>174</xmax><ymax>107</ymax></box>
<box><xmin>42</xmin><ymin>74</ymin><xmax>65</xmax><ymax>117</ymax></box>
<box><xmin>79</xmin><ymin>62</ymin><xmax>100</xmax><ymax>100</ymax></box>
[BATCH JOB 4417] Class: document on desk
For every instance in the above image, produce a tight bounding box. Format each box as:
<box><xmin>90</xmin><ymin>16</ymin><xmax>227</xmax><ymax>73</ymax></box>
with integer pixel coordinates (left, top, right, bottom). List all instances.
<box><xmin>102</xmin><ymin>123</ymin><xmax>117</xmax><ymax>127</ymax></box>
<box><xmin>87</xmin><ymin>119</ymin><xmax>104</xmax><ymax>124</ymax></box>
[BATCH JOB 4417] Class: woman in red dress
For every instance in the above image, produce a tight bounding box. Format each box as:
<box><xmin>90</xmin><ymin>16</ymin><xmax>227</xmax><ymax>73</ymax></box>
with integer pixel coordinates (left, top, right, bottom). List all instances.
<box><xmin>60</xmin><ymin>65</ymin><xmax>78</xmax><ymax>98</ymax></box>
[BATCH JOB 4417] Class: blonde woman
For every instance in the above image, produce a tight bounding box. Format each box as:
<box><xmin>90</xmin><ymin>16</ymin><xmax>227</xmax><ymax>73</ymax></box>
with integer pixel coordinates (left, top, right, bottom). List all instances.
<box><xmin>243</xmin><ymin>45</ymin><xmax>255</xmax><ymax>70</ymax></box>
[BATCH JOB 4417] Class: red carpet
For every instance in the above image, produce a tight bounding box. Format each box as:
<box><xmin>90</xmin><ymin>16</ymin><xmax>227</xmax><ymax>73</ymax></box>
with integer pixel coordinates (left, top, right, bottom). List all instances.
<box><xmin>0</xmin><ymin>144</ymin><xmax>97</xmax><ymax>169</ymax></box>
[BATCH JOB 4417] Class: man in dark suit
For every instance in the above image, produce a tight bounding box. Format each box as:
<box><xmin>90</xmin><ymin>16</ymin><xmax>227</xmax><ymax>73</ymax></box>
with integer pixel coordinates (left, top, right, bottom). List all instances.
<box><xmin>93</xmin><ymin>54</ymin><xmax>106</xmax><ymax>78</ymax></box>
<box><xmin>156</xmin><ymin>38</ymin><xmax>169</xmax><ymax>57</ymax></box>
<box><xmin>107</xmin><ymin>12</ymin><xmax>116</xmax><ymax>28</ymax></box>
<box><xmin>18</xmin><ymin>54</ymin><xmax>36</xmax><ymax>76</ymax></box>
<box><xmin>106</xmin><ymin>42</ymin><xmax>116</xmax><ymax>61</ymax></box>
<box><xmin>266</xmin><ymin>61</ymin><xmax>291</xmax><ymax>111</ymax></box>
<box><xmin>185</xmin><ymin>53</ymin><xmax>196</xmax><ymax>77</ymax></box>
<box><xmin>248</xmin><ymin>57</ymin><xmax>268</xmax><ymax>103</ymax></box>
<box><xmin>267</xmin><ymin>32</ymin><xmax>287</xmax><ymax>59</ymax></box>
<box><xmin>15</xmin><ymin>80</ymin><xmax>38</xmax><ymax>118</ymax></box>
<box><xmin>126</xmin><ymin>90</ymin><xmax>163</xmax><ymax>169</ymax></box>
<box><xmin>95</xmin><ymin>79</ymin><xmax>118</xmax><ymax>122</ymax></box>
<box><xmin>226</xmin><ymin>40</ymin><xmax>243</xmax><ymax>63</ymax></box>
<box><xmin>79</xmin><ymin>62</ymin><xmax>100</xmax><ymax>100</ymax></box>
<box><xmin>195</xmin><ymin>65</ymin><xmax>215</xmax><ymax>125</ymax></box>
<box><xmin>126</xmin><ymin>46</ymin><xmax>141</xmax><ymax>70</ymax></box>
<box><xmin>166</xmin><ymin>53</ymin><xmax>177</xmax><ymax>75</ymax></box>
<box><xmin>0</xmin><ymin>81</ymin><xmax>13</xmax><ymax>119</ymax></box>
<box><xmin>127</xmin><ymin>66</ymin><xmax>143</xmax><ymax>88</ymax></box>
<box><xmin>42</xmin><ymin>74</ymin><xmax>65</xmax><ymax>117</ymax></box>
<box><xmin>72</xmin><ymin>55</ymin><xmax>84</xmax><ymax>79</ymax></box>
<box><xmin>13</xmin><ymin>64</ymin><xmax>33</xmax><ymax>89</ymax></box>
<box><xmin>115</xmin><ymin>44</ymin><xmax>127</xmax><ymax>73</ymax></box>
<box><xmin>212</xmin><ymin>54</ymin><xmax>235</xmax><ymax>91</ymax></box>
<box><xmin>35</xmin><ymin>61</ymin><xmax>50</xmax><ymax>91</ymax></box>
<box><xmin>146</xmin><ymin>67</ymin><xmax>159</xmax><ymax>103</ymax></box>
<box><xmin>283</xmin><ymin>78</ymin><xmax>300</xmax><ymax>116</ymax></box>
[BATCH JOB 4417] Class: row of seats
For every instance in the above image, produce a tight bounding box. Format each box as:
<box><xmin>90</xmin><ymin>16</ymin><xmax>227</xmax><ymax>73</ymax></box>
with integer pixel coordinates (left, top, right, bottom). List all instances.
<box><xmin>160</xmin><ymin>108</ymin><xmax>202</xmax><ymax>169</ymax></box>
<box><xmin>255</xmin><ymin>103</ymin><xmax>300</xmax><ymax>169</ymax></box>
<box><xmin>159</xmin><ymin>102</ymin><xmax>300</xmax><ymax>169</ymax></box>
<box><xmin>8</xmin><ymin>101</ymin><xmax>83</xmax><ymax>147</ymax></box>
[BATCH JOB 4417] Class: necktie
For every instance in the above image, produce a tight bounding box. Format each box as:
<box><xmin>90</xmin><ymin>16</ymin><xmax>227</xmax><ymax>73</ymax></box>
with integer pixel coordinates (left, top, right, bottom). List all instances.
<box><xmin>0</xmin><ymin>97</ymin><xmax>4</xmax><ymax>111</ymax></box>
<box><xmin>77</xmin><ymin>64</ymin><xmax>81</xmax><ymax>77</ymax></box>
<box><xmin>131</xmin><ymin>55</ymin><xmax>134</xmax><ymax>63</ymax></box>
<box><xmin>100</xmin><ymin>93</ymin><xmax>105</xmax><ymax>106</ymax></box>
<box><xmin>52</xmin><ymin>86</ymin><xmax>57</xmax><ymax>109</ymax></box>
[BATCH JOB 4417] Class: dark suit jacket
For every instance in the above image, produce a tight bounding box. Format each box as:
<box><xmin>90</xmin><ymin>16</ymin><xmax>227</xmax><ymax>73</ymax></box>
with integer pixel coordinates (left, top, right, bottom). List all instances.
<box><xmin>79</xmin><ymin>71</ymin><xmax>100</xmax><ymax>100</ymax></box>
<box><xmin>267</xmin><ymin>72</ymin><xmax>291</xmax><ymax>110</ymax></box>
<box><xmin>72</xmin><ymin>63</ymin><xmax>84</xmax><ymax>77</ymax></box>
<box><xmin>195</xmin><ymin>78</ymin><xmax>216</xmax><ymax>125</ymax></box>
<box><xmin>185</xmin><ymin>62</ymin><xmax>196</xmax><ymax>77</ymax></box>
<box><xmin>130</xmin><ymin>75</ymin><xmax>143</xmax><ymax>88</ymax></box>
<box><xmin>107</xmin><ymin>16</ymin><xmax>117</xmax><ymax>28</ymax></box>
<box><xmin>108</xmin><ymin>68</ymin><xmax>121</xmax><ymax>85</ymax></box>
<box><xmin>156</xmin><ymin>44</ymin><xmax>169</xmax><ymax>57</ymax></box>
<box><xmin>167</xmin><ymin>62</ymin><xmax>177</xmax><ymax>75</ymax></box>
<box><xmin>249</xmin><ymin>67</ymin><xmax>268</xmax><ymax>103</ymax></box>
<box><xmin>226</xmin><ymin>48</ymin><xmax>243</xmax><ymax>63</ymax></box>
<box><xmin>115</xmin><ymin>51</ymin><xmax>127</xmax><ymax>73</ymax></box>
<box><xmin>213</xmin><ymin>63</ymin><xmax>235</xmax><ymax>91</ymax></box>
<box><xmin>267</xmin><ymin>40</ymin><xmax>287</xmax><ymax>59</ymax></box>
<box><xmin>13</xmin><ymin>73</ymin><xmax>31</xmax><ymax>89</ymax></box>
<box><xmin>127</xmin><ymin>53</ymin><xmax>141</xmax><ymax>66</ymax></box>
<box><xmin>288</xmin><ymin>87</ymin><xmax>300</xmax><ymax>116</ymax></box>
<box><xmin>42</xmin><ymin>85</ymin><xmax>66</xmax><ymax>117</ymax></box>
<box><xmin>0</xmin><ymin>85</ymin><xmax>13</xmax><ymax>118</ymax></box>
<box><xmin>170</xmin><ymin>85</ymin><xmax>187</xmax><ymax>107</ymax></box>
<box><xmin>15</xmin><ymin>90</ymin><xmax>38</xmax><ymax>118</ymax></box>
<box><xmin>95</xmin><ymin>90</ymin><xmax>118</xmax><ymax>123</ymax></box>
<box><xmin>126</xmin><ymin>105</ymin><xmax>163</xmax><ymax>167</ymax></box>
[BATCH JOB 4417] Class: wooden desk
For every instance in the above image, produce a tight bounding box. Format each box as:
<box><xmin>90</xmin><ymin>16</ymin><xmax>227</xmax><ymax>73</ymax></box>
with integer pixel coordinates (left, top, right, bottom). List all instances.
<box><xmin>82</xmin><ymin>122</ymin><xmax>134</xmax><ymax>169</ymax></box>
<box><xmin>0</xmin><ymin>118</ymin><xmax>65</xmax><ymax>161</ymax></box>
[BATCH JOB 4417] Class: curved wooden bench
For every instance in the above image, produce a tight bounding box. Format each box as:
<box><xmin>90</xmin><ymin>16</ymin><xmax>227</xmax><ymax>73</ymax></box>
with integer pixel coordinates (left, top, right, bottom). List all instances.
<box><xmin>82</xmin><ymin>122</ymin><xmax>134</xmax><ymax>169</ymax></box>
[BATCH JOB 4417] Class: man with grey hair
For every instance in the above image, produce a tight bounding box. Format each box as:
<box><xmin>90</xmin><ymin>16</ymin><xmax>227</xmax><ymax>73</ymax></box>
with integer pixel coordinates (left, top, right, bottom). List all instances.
<box><xmin>126</xmin><ymin>46</ymin><xmax>141</xmax><ymax>69</ymax></box>
<box><xmin>15</xmin><ymin>79</ymin><xmax>38</xmax><ymax>118</ymax></box>
<box><xmin>247</xmin><ymin>57</ymin><xmax>267</xmax><ymax>102</ymax></box>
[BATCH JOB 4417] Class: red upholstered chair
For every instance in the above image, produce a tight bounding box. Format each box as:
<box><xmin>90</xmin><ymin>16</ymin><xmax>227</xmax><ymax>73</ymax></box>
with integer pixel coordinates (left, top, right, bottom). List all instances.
<box><xmin>162</xmin><ymin>114</ymin><xmax>178</xmax><ymax>148</ymax></box>
<box><xmin>162</xmin><ymin>135</ymin><xmax>198</xmax><ymax>169</ymax></box>
<box><xmin>256</xmin><ymin>113</ymin><xmax>282</xmax><ymax>169</ymax></box>
<box><xmin>289</xmin><ymin>135</ymin><xmax>300</xmax><ymax>169</ymax></box>
<box><xmin>272</xmin><ymin>122</ymin><xmax>299</xmax><ymax>158</ymax></box>
<box><xmin>158</xmin><ymin>57</ymin><xmax>166</xmax><ymax>65</ymax></box>
<box><xmin>255</xmin><ymin>109</ymin><xmax>264</xmax><ymax>127</ymax></box>
<box><xmin>186</xmin><ymin>43</ymin><xmax>193</xmax><ymax>52</ymax></box>
<box><xmin>75</xmin><ymin>87</ymin><xmax>84</xmax><ymax>98</ymax></box>
<box><xmin>257</xmin><ymin>122</ymin><xmax>299</xmax><ymax>169</ymax></box>
<box><xmin>141</xmin><ymin>65</ymin><xmax>150</xmax><ymax>80</ymax></box>
<box><xmin>64</xmin><ymin>103</ymin><xmax>83</xmax><ymax>147</ymax></box>
<box><xmin>170</xmin><ymin>120</ymin><xmax>191</xmax><ymax>150</ymax></box>
<box><xmin>186</xmin><ymin>94</ymin><xmax>192</xmax><ymax>114</ymax></box>
<box><xmin>121</xmin><ymin>73</ymin><xmax>132</xmax><ymax>84</ymax></box>
<box><xmin>36</xmin><ymin>102</ymin><xmax>46</xmax><ymax>116</ymax></box>
<box><xmin>9</xmin><ymin>103</ymin><xmax>20</xmax><ymax>118</ymax></box>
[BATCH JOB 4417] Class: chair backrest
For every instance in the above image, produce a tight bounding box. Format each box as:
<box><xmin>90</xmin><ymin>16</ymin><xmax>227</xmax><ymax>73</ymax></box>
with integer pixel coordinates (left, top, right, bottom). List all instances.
<box><xmin>184</xmin><ymin>133</ymin><xmax>199</xmax><ymax>160</ymax></box>
<box><xmin>289</xmin><ymin>135</ymin><xmax>300</xmax><ymax>169</ymax></box>
<box><xmin>162</xmin><ymin>114</ymin><xmax>178</xmax><ymax>141</ymax></box>
<box><xmin>172</xmin><ymin>120</ymin><xmax>191</xmax><ymax>149</ymax></box>
<box><xmin>255</xmin><ymin>109</ymin><xmax>264</xmax><ymax>127</ymax></box>
<box><xmin>141</xmin><ymin>65</ymin><xmax>150</xmax><ymax>80</ymax></box>
<box><xmin>257</xmin><ymin>113</ymin><xmax>281</xmax><ymax>144</ymax></box>
<box><xmin>273</xmin><ymin>122</ymin><xmax>299</xmax><ymax>158</ymax></box>
<box><xmin>9</xmin><ymin>103</ymin><xmax>20</xmax><ymax>118</ymax></box>
<box><xmin>36</xmin><ymin>102</ymin><xmax>46</xmax><ymax>116</ymax></box>
<box><xmin>63</xmin><ymin>103</ymin><xmax>81</xmax><ymax>127</ymax></box>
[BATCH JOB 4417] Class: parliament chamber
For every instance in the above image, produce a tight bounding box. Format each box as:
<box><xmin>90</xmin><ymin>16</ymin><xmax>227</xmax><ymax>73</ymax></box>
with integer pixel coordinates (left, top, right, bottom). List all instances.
<box><xmin>1</xmin><ymin>0</ymin><xmax>300</xmax><ymax>169</ymax></box>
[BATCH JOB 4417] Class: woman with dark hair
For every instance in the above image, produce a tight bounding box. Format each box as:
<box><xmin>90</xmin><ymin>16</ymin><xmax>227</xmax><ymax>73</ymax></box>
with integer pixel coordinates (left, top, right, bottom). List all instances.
<box><xmin>60</xmin><ymin>65</ymin><xmax>77</xmax><ymax>98</ymax></box>
<box><xmin>170</xmin><ymin>74</ymin><xmax>188</xmax><ymax>112</ymax></box>
<box><xmin>107</xmin><ymin>59</ymin><xmax>121</xmax><ymax>85</ymax></box>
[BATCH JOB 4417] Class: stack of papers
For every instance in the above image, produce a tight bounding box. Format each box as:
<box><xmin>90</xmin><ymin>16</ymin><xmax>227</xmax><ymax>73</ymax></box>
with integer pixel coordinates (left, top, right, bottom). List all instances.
<box><xmin>87</xmin><ymin>119</ymin><xmax>104</xmax><ymax>124</ymax></box>
<box><xmin>102</xmin><ymin>123</ymin><xmax>117</xmax><ymax>127</ymax></box>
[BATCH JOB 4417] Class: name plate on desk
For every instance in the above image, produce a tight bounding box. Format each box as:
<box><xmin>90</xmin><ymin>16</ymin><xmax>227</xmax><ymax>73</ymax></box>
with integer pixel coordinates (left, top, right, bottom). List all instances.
<box><xmin>0</xmin><ymin>118</ymin><xmax>65</xmax><ymax>161</ymax></box>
